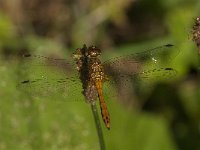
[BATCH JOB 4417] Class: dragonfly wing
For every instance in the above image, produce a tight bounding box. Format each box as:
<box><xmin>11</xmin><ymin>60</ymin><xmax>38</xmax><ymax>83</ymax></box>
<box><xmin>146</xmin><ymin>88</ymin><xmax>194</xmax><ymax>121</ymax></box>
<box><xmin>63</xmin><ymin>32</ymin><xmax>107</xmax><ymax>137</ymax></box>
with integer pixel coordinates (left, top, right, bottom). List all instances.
<box><xmin>109</xmin><ymin>67</ymin><xmax>178</xmax><ymax>87</ymax></box>
<box><xmin>19</xmin><ymin>52</ymin><xmax>79</xmax><ymax>89</ymax></box>
<box><xmin>102</xmin><ymin>67</ymin><xmax>177</xmax><ymax>105</ymax></box>
<box><xmin>17</xmin><ymin>75</ymin><xmax>85</xmax><ymax>102</ymax></box>
<box><xmin>103</xmin><ymin>44</ymin><xmax>179</xmax><ymax>76</ymax></box>
<box><xmin>20</xmin><ymin>53</ymin><xmax>77</xmax><ymax>74</ymax></box>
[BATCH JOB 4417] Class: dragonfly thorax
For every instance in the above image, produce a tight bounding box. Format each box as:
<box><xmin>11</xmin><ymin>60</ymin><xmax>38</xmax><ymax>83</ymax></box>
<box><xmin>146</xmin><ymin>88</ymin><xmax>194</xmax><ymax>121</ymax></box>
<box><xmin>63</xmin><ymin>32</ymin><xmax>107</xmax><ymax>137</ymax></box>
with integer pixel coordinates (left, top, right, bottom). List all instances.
<box><xmin>89</xmin><ymin>60</ymin><xmax>105</xmax><ymax>81</ymax></box>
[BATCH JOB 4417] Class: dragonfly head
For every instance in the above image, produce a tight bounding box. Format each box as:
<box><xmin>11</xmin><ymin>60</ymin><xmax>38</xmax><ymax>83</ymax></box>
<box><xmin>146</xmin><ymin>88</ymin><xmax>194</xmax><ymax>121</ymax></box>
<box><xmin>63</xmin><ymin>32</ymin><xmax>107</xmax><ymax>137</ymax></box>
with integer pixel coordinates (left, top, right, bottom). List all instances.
<box><xmin>87</xmin><ymin>45</ymin><xmax>101</xmax><ymax>58</ymax></box>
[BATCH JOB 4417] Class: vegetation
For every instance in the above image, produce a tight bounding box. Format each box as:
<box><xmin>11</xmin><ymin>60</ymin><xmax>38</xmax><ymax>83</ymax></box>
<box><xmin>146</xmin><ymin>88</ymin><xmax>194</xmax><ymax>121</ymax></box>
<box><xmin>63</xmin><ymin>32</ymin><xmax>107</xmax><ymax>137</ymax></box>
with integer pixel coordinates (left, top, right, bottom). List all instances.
<box><xmin>0</xmin><ymin>0</ymin><xmax>200</xmax><ymax>150</ymax></box>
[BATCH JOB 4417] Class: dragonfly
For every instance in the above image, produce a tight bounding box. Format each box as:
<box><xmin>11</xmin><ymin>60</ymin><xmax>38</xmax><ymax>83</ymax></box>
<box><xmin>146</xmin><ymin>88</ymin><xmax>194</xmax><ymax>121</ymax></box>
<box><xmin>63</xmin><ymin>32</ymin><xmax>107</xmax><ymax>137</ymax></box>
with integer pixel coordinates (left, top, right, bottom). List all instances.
<box><xmin>18</xmin><ymin>44</ymin><xmax>179</xmax><ymax>130</ymax></box>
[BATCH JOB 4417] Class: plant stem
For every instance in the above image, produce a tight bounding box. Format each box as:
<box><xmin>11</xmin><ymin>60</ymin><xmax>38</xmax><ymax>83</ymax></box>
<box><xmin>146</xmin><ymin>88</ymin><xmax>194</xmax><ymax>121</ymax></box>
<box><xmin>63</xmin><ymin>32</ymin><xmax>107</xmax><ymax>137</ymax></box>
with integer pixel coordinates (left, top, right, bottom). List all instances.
<box><xmin>91</xmin><ymin>102</ymin><xmax>106</xmax><ymax>150</ymax></box>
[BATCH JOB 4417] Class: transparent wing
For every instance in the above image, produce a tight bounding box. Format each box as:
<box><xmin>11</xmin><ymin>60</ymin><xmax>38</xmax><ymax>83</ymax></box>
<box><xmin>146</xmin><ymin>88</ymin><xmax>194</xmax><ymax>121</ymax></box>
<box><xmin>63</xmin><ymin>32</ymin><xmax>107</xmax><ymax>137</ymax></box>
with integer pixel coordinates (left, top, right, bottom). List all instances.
<box><xmin>129</xmin><ymin>67</ymin><xmax>177</xmax><ymax>83</ymax></box>
<box><xmin>103</xmin><ymin>44</ymin><xmax>179</xmax><ymax>76</ymax></box>
<box><xmin>17</xmin><ymin>75</ymin><xmax>85</xmax><ymax>102</ymax></box>
<box><xmin>102</xmin><ymin>67</ymin><xmax>177</xmax><ymax>103</ymax></box>
<box><xmin>104</xmin><ymin>67</ymin><xmax>177</xmax><ymax>90</ymax></box>
<box><xmin>20</xmin><ymin>53</ymin><xmax>77</xmax><ymax>74</ymax></box>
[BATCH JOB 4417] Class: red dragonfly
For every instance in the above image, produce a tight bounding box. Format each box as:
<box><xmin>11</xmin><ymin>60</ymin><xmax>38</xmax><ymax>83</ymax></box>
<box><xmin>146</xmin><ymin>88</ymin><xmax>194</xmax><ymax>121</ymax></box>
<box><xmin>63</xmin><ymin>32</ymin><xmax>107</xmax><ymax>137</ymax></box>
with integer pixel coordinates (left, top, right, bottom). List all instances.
<box><xmin>18</xmin><ymin>44</ymin><xmax>178</xmax><ymax>129</ymax></box>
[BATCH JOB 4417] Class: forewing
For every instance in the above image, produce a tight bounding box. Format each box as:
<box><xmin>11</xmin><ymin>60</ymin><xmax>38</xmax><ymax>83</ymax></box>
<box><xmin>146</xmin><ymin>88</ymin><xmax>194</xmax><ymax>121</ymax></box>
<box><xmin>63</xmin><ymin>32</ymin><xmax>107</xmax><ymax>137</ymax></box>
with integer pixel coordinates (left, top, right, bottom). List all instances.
<box><xmin>103</xmin><ymin>44</ymin><xmax>179</xmax><ymax>76</ymax></box>
<box><xmin>20</xmin><ymin>53</ymin><xmax>76</xmax><ymax>74</ymax></box>
<box><xmin>17</xmin><ymin>75</ymin><xmax>85</xmax><ymax>102</ymax></box>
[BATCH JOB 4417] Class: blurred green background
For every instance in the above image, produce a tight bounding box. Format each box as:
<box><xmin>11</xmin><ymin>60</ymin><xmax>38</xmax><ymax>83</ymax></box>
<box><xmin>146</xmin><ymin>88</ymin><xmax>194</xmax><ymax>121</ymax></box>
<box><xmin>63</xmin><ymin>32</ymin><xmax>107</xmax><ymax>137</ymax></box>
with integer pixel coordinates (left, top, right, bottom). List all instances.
<box><xmin>0</xmin><ymin>0</ymin><xmax>200</xmax><ymax>150</ymax></box>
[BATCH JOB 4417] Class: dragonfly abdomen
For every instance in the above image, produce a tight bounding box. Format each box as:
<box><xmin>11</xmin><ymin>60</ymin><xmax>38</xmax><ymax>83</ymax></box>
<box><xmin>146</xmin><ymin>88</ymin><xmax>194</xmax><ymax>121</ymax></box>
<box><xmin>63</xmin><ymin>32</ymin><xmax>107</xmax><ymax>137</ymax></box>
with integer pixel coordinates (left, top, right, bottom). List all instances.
<box><xmin>95</xmin><ymin>80</ymin><xmax>110</xmax><ymax>129</ymax></box>
<box><xmin>89</xmin><ymin>59</ymin><xmax>110</xmax><ymax>129</ymax></box>
<box><xmin>84</xmin><ymin>82</ymin><xmax>98</xmax><ymax>103</ymax></box>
